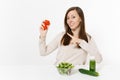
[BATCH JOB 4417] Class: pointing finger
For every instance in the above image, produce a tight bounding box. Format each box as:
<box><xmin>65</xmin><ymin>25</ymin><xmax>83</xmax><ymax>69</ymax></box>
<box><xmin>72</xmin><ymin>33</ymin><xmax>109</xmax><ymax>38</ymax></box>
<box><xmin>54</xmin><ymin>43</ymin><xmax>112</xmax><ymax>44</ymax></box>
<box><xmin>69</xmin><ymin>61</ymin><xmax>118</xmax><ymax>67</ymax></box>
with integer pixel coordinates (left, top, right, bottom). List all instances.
<box><xmin>67</xmin><ymin>33</ymin><xmax>73</xmax><ymax>38</ymax></box>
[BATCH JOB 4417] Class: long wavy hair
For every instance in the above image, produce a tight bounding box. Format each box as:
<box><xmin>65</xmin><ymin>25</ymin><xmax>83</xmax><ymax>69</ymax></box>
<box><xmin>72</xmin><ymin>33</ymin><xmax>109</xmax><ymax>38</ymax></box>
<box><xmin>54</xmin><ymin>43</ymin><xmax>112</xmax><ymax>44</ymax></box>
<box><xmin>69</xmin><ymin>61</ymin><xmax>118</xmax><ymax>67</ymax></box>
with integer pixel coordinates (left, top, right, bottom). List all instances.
<box><xmin>61</xmin><ymin>6</ymin><xmax>88</xmax><ymax>48</ymax></box>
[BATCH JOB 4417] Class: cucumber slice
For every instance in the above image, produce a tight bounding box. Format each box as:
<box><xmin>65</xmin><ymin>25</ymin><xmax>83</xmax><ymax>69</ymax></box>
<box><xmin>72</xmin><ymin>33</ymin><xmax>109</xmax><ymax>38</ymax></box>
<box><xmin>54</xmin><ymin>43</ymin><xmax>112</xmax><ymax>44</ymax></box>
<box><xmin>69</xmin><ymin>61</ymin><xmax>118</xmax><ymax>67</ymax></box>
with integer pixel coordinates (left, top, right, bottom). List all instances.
<box><xmin>78</xmin><ymin>69</ymin><xmax>99</xmax><ymax>77</ymax></box>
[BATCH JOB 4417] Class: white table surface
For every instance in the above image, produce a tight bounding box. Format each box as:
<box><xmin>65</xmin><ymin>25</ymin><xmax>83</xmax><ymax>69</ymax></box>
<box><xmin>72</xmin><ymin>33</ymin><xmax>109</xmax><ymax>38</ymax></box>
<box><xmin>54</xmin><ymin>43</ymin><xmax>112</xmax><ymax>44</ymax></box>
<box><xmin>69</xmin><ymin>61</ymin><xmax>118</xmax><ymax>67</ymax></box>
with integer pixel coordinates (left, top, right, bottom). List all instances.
<box><xmin>0</xmin><ymin>64</ymin><xmax>119</xmax><ymax>80</ymax></box>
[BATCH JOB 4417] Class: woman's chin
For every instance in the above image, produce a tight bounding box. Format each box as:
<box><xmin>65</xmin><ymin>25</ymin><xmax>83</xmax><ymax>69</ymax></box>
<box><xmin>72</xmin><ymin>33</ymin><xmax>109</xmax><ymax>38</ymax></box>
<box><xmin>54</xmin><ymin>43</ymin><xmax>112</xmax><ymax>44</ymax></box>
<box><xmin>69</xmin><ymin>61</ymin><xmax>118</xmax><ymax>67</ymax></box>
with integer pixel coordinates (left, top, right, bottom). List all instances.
<box><xmin>70</xmin><ymin>28</ymin><xmax>77</xmax><ymax>31</ymax></box>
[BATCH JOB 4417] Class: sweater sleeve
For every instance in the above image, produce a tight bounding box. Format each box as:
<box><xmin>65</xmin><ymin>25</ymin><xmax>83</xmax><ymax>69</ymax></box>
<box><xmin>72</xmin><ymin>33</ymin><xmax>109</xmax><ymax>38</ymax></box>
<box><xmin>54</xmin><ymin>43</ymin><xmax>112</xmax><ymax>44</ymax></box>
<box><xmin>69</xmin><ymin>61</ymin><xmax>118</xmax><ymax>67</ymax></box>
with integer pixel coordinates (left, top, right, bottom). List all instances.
<box><xmin>79</xmin><ymin>37</ymin><xmax>103</xmax><ymax>63</ymax></box>
<box><xmin>39</xmin><ymin>32</ymin><xmax>64</xmax><ymax>56</ymax></box>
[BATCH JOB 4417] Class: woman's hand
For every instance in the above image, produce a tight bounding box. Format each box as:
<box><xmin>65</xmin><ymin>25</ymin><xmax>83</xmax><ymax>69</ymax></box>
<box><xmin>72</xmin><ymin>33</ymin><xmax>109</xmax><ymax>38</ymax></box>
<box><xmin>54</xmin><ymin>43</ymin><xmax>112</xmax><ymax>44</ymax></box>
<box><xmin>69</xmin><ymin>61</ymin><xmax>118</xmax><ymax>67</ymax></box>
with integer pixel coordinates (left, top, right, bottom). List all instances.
<box><xmin>39</xmin><ymin>22</ymin><xmax>49</xmax><ymax>38</ymax></box>
<box><xmin>67</xmin><ymin>33</ymin><xmax>82</xmax><ymax>44</ymax></box>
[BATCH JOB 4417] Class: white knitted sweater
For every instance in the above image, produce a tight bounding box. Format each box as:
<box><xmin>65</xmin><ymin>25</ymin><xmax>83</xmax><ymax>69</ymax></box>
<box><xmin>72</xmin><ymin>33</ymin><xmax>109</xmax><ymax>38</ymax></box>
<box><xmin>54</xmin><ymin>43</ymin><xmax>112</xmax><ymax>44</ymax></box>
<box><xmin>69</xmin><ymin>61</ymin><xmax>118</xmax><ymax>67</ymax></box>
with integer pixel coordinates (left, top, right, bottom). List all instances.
<box><xmin>39</xmin><ymin>32</ymin><xmax>102</xmax><ymax>65</ymax></box>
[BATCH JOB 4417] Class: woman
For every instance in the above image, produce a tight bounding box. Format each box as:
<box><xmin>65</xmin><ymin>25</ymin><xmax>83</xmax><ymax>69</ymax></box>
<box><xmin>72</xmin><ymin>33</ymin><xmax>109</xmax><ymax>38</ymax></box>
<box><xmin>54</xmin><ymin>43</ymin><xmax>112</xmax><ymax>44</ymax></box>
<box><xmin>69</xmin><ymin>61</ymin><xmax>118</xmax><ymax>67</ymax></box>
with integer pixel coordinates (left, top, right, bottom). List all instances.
<box><xmin>39</xmin><ymin>6</ymin><xmax>102</xmax><ymax>65</ymax></box>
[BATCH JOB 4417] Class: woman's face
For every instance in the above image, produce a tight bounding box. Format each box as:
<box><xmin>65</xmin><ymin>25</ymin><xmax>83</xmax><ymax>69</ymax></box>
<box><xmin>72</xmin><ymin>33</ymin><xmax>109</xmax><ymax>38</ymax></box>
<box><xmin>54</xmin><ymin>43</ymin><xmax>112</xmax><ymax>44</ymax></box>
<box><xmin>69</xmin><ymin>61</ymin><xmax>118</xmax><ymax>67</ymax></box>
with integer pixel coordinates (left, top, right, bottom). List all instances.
<box><xmin>67</xmin><ymin>10</ymin><xmax>81</xmax><ymax>30</ymax></box>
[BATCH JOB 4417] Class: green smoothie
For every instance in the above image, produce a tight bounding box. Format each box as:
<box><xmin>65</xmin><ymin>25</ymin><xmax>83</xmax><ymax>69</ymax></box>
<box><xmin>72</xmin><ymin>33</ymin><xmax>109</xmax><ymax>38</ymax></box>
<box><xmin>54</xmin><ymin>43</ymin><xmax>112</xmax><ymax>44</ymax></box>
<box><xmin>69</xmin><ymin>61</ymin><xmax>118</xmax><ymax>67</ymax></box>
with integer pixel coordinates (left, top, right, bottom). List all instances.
<box><xmin>89</xmin><ymin>56</ymin><xmax>96</xmax><ymax>72</ymax></box>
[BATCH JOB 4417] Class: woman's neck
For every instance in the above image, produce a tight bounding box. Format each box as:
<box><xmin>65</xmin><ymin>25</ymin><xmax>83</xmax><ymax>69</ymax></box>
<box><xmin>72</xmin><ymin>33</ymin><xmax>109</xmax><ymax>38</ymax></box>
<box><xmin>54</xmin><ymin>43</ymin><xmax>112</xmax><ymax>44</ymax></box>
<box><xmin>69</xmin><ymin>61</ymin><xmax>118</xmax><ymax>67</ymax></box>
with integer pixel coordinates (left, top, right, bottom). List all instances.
<box><xmin>72</xmin><ymin>26</ymin><xmax>80</xmax><ymax>38</ymax></box>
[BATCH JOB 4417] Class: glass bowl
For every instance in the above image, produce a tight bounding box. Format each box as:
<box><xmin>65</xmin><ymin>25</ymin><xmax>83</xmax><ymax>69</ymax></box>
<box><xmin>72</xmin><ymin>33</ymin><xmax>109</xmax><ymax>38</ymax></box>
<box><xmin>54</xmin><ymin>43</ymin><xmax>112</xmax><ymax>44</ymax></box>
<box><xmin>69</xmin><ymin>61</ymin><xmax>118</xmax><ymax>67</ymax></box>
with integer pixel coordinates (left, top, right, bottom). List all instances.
<box><xmin>57</xmin><ymin>67</ymin><xmax>71</xmax><ymax>75</ymax></box>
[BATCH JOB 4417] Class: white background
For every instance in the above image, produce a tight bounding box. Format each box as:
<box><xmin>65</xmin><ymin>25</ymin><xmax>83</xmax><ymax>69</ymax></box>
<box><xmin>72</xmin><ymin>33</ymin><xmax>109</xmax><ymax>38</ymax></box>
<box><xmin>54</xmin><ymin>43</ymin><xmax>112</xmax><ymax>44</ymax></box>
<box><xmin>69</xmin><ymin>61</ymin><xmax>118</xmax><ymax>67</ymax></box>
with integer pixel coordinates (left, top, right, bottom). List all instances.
<box><xmin>0</xmin><ymin>0</ymin><xmax>120</xmax><ymax>79</ymax></box>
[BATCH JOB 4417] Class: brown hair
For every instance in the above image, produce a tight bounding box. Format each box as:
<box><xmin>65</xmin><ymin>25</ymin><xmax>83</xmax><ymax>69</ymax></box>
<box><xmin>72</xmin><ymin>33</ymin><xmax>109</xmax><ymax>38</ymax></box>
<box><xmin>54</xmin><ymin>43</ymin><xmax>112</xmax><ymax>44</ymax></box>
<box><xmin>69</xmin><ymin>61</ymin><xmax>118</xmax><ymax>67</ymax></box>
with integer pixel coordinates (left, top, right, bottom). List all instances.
<box><xmin>61</xmin><ymin>6</ymin><xmax>88</xmax><ymax>48</ymax></box>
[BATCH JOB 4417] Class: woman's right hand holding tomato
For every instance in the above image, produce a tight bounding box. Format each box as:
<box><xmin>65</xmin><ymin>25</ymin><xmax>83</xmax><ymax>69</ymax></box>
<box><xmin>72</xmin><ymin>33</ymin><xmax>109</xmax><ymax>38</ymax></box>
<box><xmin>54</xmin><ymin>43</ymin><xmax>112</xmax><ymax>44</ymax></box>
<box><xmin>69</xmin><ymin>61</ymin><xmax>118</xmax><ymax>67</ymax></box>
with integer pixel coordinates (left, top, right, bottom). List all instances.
<box><xmin>39</xmin><ymin>20</ymin><xmax>50</xmax><ymax>39</ymax></box>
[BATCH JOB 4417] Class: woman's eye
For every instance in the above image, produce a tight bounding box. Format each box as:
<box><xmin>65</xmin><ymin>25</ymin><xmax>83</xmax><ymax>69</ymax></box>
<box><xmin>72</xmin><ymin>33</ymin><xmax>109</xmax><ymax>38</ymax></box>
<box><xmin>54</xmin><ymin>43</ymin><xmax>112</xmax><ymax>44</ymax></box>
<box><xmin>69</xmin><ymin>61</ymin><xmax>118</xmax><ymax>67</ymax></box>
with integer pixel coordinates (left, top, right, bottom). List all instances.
<box><xmin>72</xmin><ymin>16</ymin><xmax>75</xmax><ymax>18</ymax></box>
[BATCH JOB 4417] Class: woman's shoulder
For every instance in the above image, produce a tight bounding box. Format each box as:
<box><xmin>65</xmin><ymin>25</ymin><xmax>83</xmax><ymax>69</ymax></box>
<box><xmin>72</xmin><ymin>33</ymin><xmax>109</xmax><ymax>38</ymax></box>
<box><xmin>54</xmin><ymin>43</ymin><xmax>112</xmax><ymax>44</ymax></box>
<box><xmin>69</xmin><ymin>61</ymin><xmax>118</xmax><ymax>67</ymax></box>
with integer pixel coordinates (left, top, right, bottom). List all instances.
<box><xmin>55</xmin><ymin>31</ymin><xmax>65</xmax><ymax>39</ymax></box>
<box><xmin>86</xmin><ymin>33</ymin><xmax>96</xmax><ymax>43</ymax></box>
<box><xmin>57</xmin><ymin>31</ymin><xmax>65</xmax><ymax>36</ymax></box>
<box><xmin>86</xmin><ymin>33</ymin><xmax>92</xmax><ymax>41</ymax></box>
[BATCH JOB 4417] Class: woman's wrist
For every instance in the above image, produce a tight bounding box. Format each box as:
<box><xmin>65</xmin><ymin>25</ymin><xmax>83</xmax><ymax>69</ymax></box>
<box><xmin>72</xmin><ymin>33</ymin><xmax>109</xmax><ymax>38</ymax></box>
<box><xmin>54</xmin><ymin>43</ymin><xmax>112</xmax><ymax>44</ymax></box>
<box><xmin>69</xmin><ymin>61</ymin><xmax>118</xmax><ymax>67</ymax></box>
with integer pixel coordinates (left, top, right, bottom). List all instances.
<box><xmin>39</xmin><ymin>35</ymin><xmax>46</xmax><ymax>39</ymax></box>
<box><xmin>77</xmin><ymin>39</ymin><xmax>82</xmax><ymax>44</ymax></box>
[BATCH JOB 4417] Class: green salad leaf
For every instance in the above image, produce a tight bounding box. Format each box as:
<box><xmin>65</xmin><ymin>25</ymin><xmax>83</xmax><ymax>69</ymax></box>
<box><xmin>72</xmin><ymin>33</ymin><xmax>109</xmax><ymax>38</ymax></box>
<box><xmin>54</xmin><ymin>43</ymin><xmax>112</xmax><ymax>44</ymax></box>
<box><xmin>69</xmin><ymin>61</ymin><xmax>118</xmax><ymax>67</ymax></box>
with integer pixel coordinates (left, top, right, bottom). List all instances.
<box><xmin>57</xmin><ymin>62</ymin><xmax>74</xmax><ymax>69</ymax></box>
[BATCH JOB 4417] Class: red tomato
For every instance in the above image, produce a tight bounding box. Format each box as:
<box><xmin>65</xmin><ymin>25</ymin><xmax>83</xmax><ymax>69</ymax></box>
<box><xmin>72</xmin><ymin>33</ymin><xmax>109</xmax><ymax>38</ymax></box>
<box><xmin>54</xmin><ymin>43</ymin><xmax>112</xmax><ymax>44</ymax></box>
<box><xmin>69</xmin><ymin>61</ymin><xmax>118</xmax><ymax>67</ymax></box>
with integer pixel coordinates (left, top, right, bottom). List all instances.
<box><xmin>44</xmin><ymin>20</ymin><xmax>50</xmax><ymax>25</ymax></box>
<box><xmin>43</xmin><ymin>20</ymin><xmax>50</xmax><ymax>30</ymax></box>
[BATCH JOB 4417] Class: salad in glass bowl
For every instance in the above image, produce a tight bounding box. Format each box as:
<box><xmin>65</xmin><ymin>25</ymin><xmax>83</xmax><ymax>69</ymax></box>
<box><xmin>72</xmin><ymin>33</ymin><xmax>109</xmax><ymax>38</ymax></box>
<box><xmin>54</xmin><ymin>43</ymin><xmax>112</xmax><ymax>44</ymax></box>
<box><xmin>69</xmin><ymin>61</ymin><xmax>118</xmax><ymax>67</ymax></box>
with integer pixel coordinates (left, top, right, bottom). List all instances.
<box><xmin>56</xmin><ymin>62</ymin><xmax>74</xmax><ymax>75</ymax></box>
